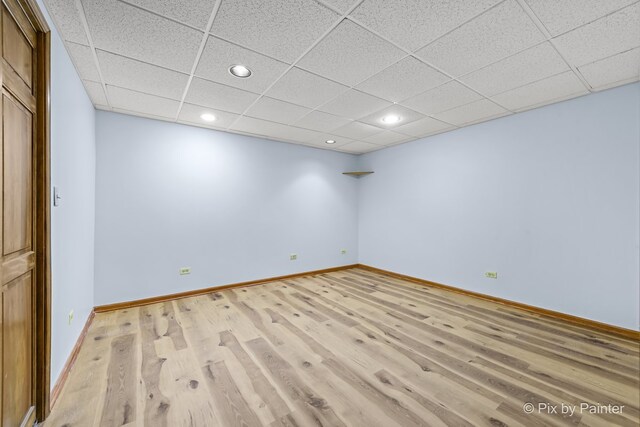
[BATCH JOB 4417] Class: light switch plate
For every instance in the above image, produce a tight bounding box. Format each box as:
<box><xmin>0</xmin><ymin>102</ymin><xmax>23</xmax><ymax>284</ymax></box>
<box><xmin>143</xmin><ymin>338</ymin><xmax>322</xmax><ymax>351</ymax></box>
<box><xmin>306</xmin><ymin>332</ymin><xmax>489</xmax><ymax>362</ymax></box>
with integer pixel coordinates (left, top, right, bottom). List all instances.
<box><xmin>53</xmin><ymin>186</ymin><xmax>62</xmax><ymax>206</ymax></box>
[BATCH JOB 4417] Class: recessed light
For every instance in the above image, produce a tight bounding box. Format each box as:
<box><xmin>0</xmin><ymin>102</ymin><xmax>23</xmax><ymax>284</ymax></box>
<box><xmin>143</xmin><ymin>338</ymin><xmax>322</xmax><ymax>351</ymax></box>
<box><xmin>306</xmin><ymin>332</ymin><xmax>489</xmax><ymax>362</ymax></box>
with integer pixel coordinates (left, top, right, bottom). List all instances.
<box><xmin>381</xmin><ymin>114</ymin><xmax>401</xmax><ymax>124</ymax></box>
<box><xmin>229</xmin><ymin>64</ymin><xmax>252</xmax><ymax>78</ymax></box>
<box><xmin>200</xmin><ymin>113</ymin><xmax>216</xmax><ymax>122</ymax></box>
<box><xmin>325</xmin><ymin>139</ymin><xmax>336</xmax><ymax>144</ymax></box>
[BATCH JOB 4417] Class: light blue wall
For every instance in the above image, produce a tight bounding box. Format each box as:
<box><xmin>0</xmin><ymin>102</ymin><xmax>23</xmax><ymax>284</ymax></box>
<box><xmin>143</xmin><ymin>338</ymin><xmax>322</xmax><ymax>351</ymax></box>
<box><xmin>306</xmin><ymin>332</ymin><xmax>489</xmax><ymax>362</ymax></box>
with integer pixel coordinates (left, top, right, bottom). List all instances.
<box><xmin>94</xmin><ymin>112</ymin><xmax>359</xmax><ymax>305</ymax></box>
<box><xmin>357</xmin><ymin>83</ymin><xmax>640</xmax><ymax>330</ymax></box>
<box><xmin>37</xmin><ymin>0</ymin><xmax>97</xmax><ymax>387</ymax></box>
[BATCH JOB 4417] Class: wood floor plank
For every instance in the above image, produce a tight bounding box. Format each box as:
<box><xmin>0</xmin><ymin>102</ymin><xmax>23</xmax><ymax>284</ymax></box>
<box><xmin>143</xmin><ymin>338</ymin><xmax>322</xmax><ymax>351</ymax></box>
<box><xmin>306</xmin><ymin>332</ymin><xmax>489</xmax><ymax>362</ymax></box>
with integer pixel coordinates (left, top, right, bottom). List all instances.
<box><xmin>269</xmin><ymin>286</ymin><xmax>516</xmax><ymax>426</ymax></box>
<box><xmin>320</xmin><ymin>274</ymin><xmax>640</xmax><ymax>402</ymax></box>
<box><xmin>99</xmin><ymin>333</ymin><xmax>137</xmax><ymax>427</ymax></box>
<box><xmin>139</xmin><ymin>305</ymin><xmax>171</xmax><ymax>427</ymax></box>
<box><xmin>228</xmin><ymin>290</ymin><xmax>286</xmax><ymax>346</ymax></box>
<box><xmin>351</xmin><ymin>270</ymin><xmax>639</xmax><ymax>353</ymax></box>
<box><xmin>288</xmin><ymin>291</ymin><xmax>358</xmax><ymax>327</ymax></box>
<box><xmin>47</xmin><ymin>268</ymin><xmax>640</xmax><ymax>427</ymax></box>
<box><xmin>346</xmin><ymin>272</ymin><xmax>640</xmax><ymax>370</ymax></box>
<box><xmin>299</xmin><ymin>277</ymin><xmax>594</xmax><ymax>426</ymax></box>
<box><xmin>245</xmin><ymin>289</ymin><xmax>407</xmax><ymax>427</ymax></box>
<box><xmin>45</xmin><ymin>319</ymin><xmax>114</xmax><ymax>427</ymax></box>
<box><xmin>203</xmin><ymin>359</ymin><xmax>263</xmax><ymax>426</ymax></box>
<box><xmin>285</xmin><ymin>281</ymin><xmax>552</xmax><ymax>423</ymax></box>
<box><xmin>218</xmin><ymin>330</ymin><xmax>294</xmax><ymax>424</ymax></box>
<box><xmin>270</xmin><ymin>289</ymin><xmax>330</xmax><ymax>323</ymax></box>
<box><xmin>245</xmin><ymin>336</ymin><xmax>348</xmax><ymax>427</ymax></box>
<box><xmin>373</xmin><ymin>369</ymin><xmax>475</xmax><ymax>427</ymax></box>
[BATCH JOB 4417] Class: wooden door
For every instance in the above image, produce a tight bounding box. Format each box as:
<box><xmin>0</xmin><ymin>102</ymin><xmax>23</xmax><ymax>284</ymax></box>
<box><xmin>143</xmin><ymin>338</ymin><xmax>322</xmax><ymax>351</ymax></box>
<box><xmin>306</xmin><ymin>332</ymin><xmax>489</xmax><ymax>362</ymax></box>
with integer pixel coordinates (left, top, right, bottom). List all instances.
<box><xmin>0</xmin><ymin>0</ymin><xmax>50</xmax><ymax>425</ymax></box>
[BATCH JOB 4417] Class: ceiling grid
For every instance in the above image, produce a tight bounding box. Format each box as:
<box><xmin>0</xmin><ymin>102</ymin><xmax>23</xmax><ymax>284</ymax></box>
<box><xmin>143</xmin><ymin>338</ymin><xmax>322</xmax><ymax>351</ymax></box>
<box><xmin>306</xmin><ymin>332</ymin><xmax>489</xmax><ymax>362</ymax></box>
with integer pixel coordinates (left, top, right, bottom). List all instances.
<box><xmin>45</xmin><ymin>0</ymin><xmax>640</xmax><ymax>153</ymax></box>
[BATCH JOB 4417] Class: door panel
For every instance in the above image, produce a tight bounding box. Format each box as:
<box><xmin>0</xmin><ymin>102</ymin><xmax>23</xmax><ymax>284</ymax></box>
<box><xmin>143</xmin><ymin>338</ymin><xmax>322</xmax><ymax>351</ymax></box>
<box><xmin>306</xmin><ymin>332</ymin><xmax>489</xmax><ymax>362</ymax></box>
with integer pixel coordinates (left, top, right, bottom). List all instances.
<box><xmin>3</xmin><ymin>93</ymin><xmax>32</xmax><ymax>256</ymax></box>
<box><xmin>2</xmin><ymin>274</ymin><xmax>33</xmax><ymax>427</ymax></box>
<box><xmin>1</xmin><ymin>7</ymin><xmax>32</xmax><ymax>88</ymax></box>
<box><xmin>0</xmin><ymin>1</ymin><xmax>39</xmax><ymax>425</ymax></box>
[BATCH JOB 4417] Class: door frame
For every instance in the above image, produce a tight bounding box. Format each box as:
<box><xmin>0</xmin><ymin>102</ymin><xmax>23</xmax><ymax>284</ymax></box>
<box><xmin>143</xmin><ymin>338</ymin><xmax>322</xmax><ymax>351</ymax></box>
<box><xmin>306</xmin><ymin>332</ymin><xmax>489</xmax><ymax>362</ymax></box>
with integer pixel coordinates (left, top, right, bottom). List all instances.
<box><xmin>5</xmin><ymin>0</ymin><xmax>52</xmax><ymax>421</ymax></box>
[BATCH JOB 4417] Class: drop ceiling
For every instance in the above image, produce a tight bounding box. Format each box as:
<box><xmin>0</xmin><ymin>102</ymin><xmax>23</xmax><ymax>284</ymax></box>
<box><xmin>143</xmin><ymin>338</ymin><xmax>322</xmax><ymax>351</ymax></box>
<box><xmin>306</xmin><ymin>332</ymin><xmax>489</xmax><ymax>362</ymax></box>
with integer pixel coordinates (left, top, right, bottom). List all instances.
<box><xmin>45</xmin><ymin>0</ymin><xmax>640</xmax><ymax>154</ymax></box>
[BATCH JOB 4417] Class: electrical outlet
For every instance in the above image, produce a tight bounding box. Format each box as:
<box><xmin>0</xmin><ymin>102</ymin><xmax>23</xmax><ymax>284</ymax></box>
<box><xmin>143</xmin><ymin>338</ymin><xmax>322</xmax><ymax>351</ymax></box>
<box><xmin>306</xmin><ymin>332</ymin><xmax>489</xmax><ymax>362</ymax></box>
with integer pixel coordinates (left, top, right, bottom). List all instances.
<box><xmin>340</xmin><ymin>249</ymin><xmax>347</xmax><ymax>255</ymax></box>
<box><xmin>485</xmin><ymin>271</ymin><xmax>498</xmax><ymax>279</ymax></box>
<box><xmin>179</xmin><ymin>267</ymin><xmax>191</xmax><ymax>275</ymax></box>
<box><xmin>290</xmin><ymin>254</ymin><xmax>297</xmax><ymax>261</ymax></box>
<box><xmin>68</xmin><ymin>309</ymin><xmax>74</xmax><ymax>325</ymax></box>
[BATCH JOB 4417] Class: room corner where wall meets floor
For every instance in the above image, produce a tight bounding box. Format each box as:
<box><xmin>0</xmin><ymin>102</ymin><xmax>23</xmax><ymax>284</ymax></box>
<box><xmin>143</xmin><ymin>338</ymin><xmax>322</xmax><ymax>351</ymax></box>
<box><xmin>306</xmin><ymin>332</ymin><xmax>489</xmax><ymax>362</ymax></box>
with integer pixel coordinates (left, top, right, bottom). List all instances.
<box><xmin>357</xmin><ymin>82</ymin><xmax>640</xmax><ymax>331</ymax></box>
<box><xmin>94</xmin><ymin>111</ymin><xmax>360</xmax><ymax>307</ymax></box>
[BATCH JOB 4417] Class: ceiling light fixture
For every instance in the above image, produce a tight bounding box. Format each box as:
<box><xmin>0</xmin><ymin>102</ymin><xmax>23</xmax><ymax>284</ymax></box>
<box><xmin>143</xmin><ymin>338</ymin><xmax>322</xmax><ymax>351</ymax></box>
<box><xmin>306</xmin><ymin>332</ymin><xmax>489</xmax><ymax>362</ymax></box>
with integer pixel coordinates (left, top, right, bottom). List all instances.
<box><xmin>325</xmin><ymin>139</ymin><xmax>336</xmax><ymax>144</ymax></box>
<box><xmin>381</xmin><ymin>114</ymin><xmax>401</xmax><ymax>125</ymax></box>
<box><xmin>229</xmin><ymin>64</ymin><xmax>252</xmax><ymax>78</ymax></box>
<box><xmin>200</xmin><ymin>113</ymin><xmax>216</xmax><ymax>122</ymax></box>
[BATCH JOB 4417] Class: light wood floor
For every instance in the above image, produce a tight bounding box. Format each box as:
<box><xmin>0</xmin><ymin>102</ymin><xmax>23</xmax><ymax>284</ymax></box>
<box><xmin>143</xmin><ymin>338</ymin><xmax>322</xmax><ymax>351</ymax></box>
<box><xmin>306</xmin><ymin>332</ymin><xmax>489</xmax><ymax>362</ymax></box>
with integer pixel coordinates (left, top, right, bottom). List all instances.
<box><xmin>46</xmin><ymin>268</ymin><xmax>640</xmax><ymax>427</ymax></box>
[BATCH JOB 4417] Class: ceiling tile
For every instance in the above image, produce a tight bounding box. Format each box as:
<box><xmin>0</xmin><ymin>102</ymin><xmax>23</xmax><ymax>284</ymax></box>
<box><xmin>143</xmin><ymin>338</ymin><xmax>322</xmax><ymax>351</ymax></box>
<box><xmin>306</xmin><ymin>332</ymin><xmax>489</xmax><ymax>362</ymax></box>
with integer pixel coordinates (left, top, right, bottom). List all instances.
<box><xmin>111</xmin><ymin>108</ymin><xmax>175</xmax><ymax>122</ymax></box>
<box><xmin>350</xmin><ymin>0</ymin><xmax>501</xmax><ymax>52</ymax></box>
<box><xmin>297</xmin><ymin>20</ymin><xmax>405</xmax><ymax>86</ymax></box>
<box><xmin>185</xmin><ymin>78</ymin><xmax>260</xmax><ymax>114</ymax></box>
<box><xmin>230</xmin><ymin>116</ymin><xmax>325</xmax><ymax>145</ymax></box>
<box><xmin>416</xmin><ymin>0</ymin><xmax>545</xmax><ymax>77</ymax></box>
<box><xmin>359</xmin><ymin>105</ymin><xmax>426</xmax><ymax>129</ymax></box>
<box><xmin>356</xmin><ymin>56</ymin><xmax>450</xmax><ymax>102</ymax></box>
<box><xmin>394</xmin><ymin>117</ymin><xmax>456</xmax><ymax>138</ymax></box>
<box><xmin>317</xmin><ymin>0</ymin><xmax>360</xmax><ymax>13</ymax></box>
<box><xmin>66</xmin><ymin>42</ymin><xmax>100</xmax><ymax>81</ymax></box>
<box><xmin>82</xmin><ymin>0</ymin><xmax>202</xmax><ymax>73</ymax></box>
<box><xmin>578</xmin><ymin>47</ymin><xmax>640</xmax><ymax>90</ymax></box>
<box><xmin>230</xmin><ymin>115</ymin><xmax>291</xmax><ymax>135</ymax></box>
<box><xmin>244</xmin><ymin>97</ymin><xmax>311</xmax><ymax>124</ymax></box>
<box><xmin>332</xmin><ymin>121</ymin><xmax>382</xmax><ymax>139</ymax></box>
<box><xmin>401</xmin><ymin>81</ymin><xmax>482</xmax><ymax>115</ymax></box>
<box><xmin>553</xmin><ymin>3</ymin><xmax>640</xmax><ymax>67</ymax></box>
<box><xmin>97</xmin><ymin>50</ymin><xmax>189</xmax><ymax>100</ymax></box>
<box><xmin>303</xmin><ymin>133</ymin><xmax>354</xmax><ymax>148</ymax></box>
<box><xmin>385</xmin><ymin>139</ymin><xmax>417</xmax><ymax>147</ymax></box>
<box><xmin>433</xmin><ymin>99</ymin><xmax>509</xmax><ymax>126</ymax></box>
<box><xmin>287</xmin><ymin>128</ymin><xmax>346</xmax><ymax>145</ymax></box>
<box><xmin>318</xmin><ymin>89</ymin><xmax>390</xmax><ymax>119</ymax></box>
<box><xmin>265</xmin><ymin>67</ymin><xmax>348</xmax><ymax>109</ymax></box>
<box><xmin>107</xmin><ymin>86</ymin><xmax>180</xmax><ymax>118</ymax></box>
<box><xmin>121</xmin><ymin>0</ymin><xmax>215</xmax><ymax>30</ymax></box>
<box><xmin>210</xmin><ymin>0</ymin><xmax>339</xmax><ymax>63</ymax></box>
<box><xmin>293</xmin><ymin>111</ymin><xmax>352</xmax><ymax>132</ymax></box>
<box><xmin>524</xmin><ymin>0</ymin><xmax>637</xmax><ymax>36</ymax></box>
<box><xmin>492</xmin><ymin>71</ymin><xmax>588</xmax><ymax>111</ymax></box>
<box><xmin>459</xmin><ymin>42</ymin><xmax>570</xmax><ymax>96</ymax></box>
<box><xmin>178</xmin><ymin>103</ymin><xmax>239</xmax><ymax>128</ymax></box>
<box><xmin>338</xmin><ymin>141</ymin><xmax>382</xmax><ymax>153</ymax></box>
<box><xmin>195</xmin><ymin>36</ymin><xmax>290</xmax><ymax>93</ymax></box>
<box><xmin>44</xmin><ymin>0</ymin><xmax>89</xmax><ymax>45</ymax></box>
<box><xmin>363</xmin><ymin>131</ymin><xmax>411</xmax><ymax>145</ymax></box>
<box><xmin>83</xmin><ymin>80</ymin><xmax>108</xmax><ymax>105</ymax></box>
